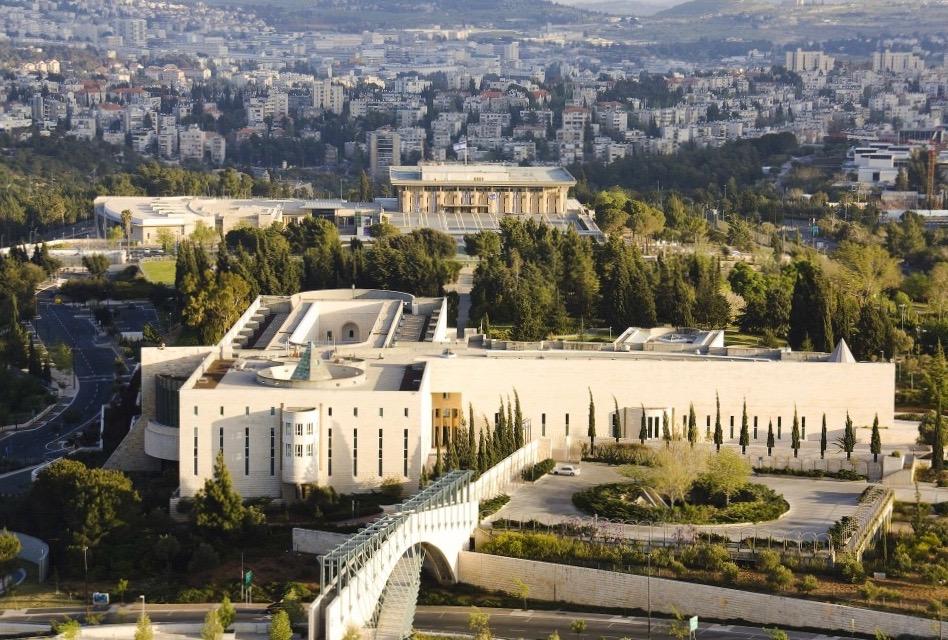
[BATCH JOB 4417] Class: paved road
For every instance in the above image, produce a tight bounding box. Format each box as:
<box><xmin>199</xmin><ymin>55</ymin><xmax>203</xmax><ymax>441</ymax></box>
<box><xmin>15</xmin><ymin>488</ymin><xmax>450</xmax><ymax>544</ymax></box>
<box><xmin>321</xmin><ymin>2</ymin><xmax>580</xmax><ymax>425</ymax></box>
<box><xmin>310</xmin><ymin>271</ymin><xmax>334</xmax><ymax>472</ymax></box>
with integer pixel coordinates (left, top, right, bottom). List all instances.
<box><xmin>493</xmin><ymin>463</ymin><xmax>866</xmax><ymax>541</ymax></box>
<box><xmin>0</xmin><ymin>291</ymin><xmax>118</xmax><ymax>492</ymax></box>
<box><xmin>415</xmin><ymin>606</ymin><xmax>855</xmax><ymax>639</ymax></box>
<box><xmin>0</xmin><ymin>604</ymin><xmax>858</xmax><ymax>639</ymax></box>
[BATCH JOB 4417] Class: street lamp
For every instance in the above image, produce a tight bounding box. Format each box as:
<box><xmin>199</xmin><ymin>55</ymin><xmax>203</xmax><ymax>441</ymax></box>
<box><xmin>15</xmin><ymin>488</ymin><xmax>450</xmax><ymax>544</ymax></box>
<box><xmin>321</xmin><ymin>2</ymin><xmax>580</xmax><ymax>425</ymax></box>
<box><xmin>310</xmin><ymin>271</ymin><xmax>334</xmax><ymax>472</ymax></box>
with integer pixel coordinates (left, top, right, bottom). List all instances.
<box><xmin>139</xmin><ymin>594</ymin><xmax>146</xmax><ymax>618</ymax></box>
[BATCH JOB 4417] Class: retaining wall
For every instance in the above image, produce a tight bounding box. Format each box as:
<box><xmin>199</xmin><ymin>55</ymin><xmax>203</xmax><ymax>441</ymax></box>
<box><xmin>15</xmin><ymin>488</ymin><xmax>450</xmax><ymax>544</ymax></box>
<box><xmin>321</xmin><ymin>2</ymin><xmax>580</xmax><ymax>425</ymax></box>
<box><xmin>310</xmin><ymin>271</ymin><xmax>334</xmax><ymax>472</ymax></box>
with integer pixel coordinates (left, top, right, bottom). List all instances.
<box><xmin>457</xmin><ymin>551</ymin><xmax>939</xmax><ymax>638</ymax></box>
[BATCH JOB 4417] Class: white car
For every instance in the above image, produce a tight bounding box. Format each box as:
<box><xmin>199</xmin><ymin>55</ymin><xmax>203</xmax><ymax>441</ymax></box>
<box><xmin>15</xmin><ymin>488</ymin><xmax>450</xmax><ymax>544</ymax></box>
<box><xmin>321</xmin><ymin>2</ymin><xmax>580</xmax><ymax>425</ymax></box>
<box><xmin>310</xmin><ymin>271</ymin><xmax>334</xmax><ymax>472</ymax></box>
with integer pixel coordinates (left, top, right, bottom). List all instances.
<box><xmin>555</xmin><ymin>464</ymin><xmax>581</xmax><ymax>476</ymax></box>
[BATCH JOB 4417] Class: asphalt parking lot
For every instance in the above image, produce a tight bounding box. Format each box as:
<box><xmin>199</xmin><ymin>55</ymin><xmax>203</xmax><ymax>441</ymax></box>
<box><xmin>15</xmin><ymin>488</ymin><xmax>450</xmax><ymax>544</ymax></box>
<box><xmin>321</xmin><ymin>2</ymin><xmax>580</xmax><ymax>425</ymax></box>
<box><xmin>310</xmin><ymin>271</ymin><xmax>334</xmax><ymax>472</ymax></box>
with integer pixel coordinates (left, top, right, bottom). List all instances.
<box><xmin>492</xmin><ymin>462</ymin><xmax>867</xmax><ymax>541</ymax></box>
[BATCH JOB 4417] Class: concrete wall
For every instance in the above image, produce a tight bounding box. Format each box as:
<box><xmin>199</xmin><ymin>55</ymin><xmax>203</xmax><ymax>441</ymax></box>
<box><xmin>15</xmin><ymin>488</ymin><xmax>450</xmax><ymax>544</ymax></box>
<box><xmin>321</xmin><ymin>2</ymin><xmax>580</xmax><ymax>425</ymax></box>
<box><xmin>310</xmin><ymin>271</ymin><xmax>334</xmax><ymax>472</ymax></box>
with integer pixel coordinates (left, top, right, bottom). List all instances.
<box><xmin>472</xmin><ymin>438</ymin><xmax>549</xmax><ymax>502</ymax></box>
<box><xmin>457</xmin><ymin>552</ymin><xmax>939</xmax><ymax>639</ymax></box>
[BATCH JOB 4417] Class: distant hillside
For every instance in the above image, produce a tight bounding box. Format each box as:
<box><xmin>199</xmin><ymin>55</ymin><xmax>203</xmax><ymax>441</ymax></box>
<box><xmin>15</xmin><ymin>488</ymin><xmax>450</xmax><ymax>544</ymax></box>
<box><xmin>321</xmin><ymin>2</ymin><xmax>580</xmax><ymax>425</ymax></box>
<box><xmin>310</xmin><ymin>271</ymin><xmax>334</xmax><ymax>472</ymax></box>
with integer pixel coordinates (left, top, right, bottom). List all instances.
<box><xmin>655</xmin><ymin>0</ymin><xmax>770</xmax><ymax>17</ymax></box>
<box><xmin>207</xmin><ymin>0</ymin><xmax>594</xmax><ymax>29</ymax></box>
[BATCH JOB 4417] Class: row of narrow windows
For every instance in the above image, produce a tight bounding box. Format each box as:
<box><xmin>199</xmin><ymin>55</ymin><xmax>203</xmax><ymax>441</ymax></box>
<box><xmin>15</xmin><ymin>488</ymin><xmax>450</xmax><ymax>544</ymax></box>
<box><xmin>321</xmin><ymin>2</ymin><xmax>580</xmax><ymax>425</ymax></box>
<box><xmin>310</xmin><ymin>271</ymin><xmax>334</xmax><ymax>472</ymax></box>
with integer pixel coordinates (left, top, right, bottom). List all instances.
<box><xmin>195</xmin><ymin>427</ymin><xmax>411</xmax><ymax>479</ymax></box>
<box><xmin>193</xmin><ymin>405</ymin><xmax>410</xmax><ymax>418</ymax></box>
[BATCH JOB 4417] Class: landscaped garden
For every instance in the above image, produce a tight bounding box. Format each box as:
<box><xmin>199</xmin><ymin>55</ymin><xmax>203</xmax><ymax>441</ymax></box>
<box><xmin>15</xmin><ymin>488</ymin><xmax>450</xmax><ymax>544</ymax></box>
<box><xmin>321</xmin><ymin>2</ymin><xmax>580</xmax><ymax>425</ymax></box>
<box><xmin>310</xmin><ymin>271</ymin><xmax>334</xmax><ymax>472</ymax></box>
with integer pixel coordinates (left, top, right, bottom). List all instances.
<box><xmin>573</xmin><ymin>445</ymin><xmax>789</xmax><ymax>524</ymax></box>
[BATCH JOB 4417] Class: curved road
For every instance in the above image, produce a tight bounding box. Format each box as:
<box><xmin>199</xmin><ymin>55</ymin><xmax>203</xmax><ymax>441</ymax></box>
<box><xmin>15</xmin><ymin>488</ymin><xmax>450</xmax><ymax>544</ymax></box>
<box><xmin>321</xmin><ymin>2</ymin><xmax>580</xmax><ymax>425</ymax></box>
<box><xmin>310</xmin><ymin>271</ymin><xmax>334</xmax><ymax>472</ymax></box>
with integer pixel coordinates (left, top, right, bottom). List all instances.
<box><xmin>0</xmin><ymin>290</ymin><xmax>117</xmax><ymax>492</ymax></box>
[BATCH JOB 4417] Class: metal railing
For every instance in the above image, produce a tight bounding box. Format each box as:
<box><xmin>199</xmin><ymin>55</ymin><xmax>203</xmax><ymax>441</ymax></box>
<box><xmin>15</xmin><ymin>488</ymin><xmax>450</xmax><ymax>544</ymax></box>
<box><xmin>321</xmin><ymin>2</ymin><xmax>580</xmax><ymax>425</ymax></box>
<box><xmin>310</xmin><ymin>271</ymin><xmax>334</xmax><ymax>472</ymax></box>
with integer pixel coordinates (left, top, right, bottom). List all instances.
<box><xmin>319</xmin><ymin>469</ymin><xmax>472</xmax><ymax>595</ymax></box>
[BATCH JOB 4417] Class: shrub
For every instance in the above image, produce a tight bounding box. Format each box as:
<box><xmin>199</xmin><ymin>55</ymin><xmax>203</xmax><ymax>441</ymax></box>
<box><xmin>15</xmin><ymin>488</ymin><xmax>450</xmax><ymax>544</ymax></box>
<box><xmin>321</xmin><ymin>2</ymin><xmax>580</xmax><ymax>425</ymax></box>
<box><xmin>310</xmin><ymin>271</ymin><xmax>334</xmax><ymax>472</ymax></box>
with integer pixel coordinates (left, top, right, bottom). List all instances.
<box><xmin>479</xmin><ymin>494</ymin><xmax>510</xmax><ymax>519</ymax></box>
<box><xmin>521</xmin><ymin>458</ymin><xmax>555</xmax><ymax>481</ymax></box>
<box><xmin>187</xmin><ymin>543</ymin><xmax>220</xmax><ymax>573</ymax></box>
<box><xmin>766</xmin><ymin>564</ymin><xmax>793</xmax><ymax>591</ymax></box>
<box><xmin>721</xmin><ymin>561</ymin><xmax>740</xmax><ymax>583</ymax></box>
<box><xmin>837</xmin><ymin>553</ymin><xmax>866</xmax><ymax>584</ymax></box>
<box><xmin>921</xmin><ymin>563</ymin><xmax>948</xmax><ymax>585</ymax></box>
<box><xmin>379</xmin><ymin>476</ymin><xmax>405</xmax><ymax>501</ymax></box>
<box><xmin>584</xmin><ymin>443</ymin><xmax>655</xmax><ymax>466</ymax></box>
<box><xmin>752</xmin><ymin>466</ymin><xmax>866</xmax><ymax>481</ymax></box>
<box><xmin>797</xmin><ymin>574</ymin><xmax>818</xmax><ymax>593</ymax></box>
<box><xmin>680</xmin><ymin>542</ymin><xmax>730</xmax><ymax>572</ymax></box>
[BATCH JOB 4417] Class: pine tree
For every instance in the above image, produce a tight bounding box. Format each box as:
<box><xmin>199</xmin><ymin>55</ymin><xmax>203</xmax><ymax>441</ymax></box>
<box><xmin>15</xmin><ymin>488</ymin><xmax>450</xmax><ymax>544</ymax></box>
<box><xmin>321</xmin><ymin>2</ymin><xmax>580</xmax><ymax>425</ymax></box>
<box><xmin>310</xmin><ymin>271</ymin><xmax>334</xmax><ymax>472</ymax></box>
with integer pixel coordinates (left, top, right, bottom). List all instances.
<box><xmin>688</xmin><ymin>403</ymin><xmax>698</xmax><ymax>448</ymax></box>
<box><xmin>790</xmin><ymin>406</ymin><xmax>801</xmax><ymax>458</ymax></box>
<box><xmin>739</xmin><ymin>399</ymin><xmax>750</xmax><ymax>455</ymax></box>
<box><xmin>5</xmin><ymin>295</ymin><xmax>28</xmax><ymax>369</ymax></box>
<box><xmin>767</xmin><ymin>420</ymin><xmax>775</xmax><ymax>456</ymax></box>
<box><xmin>842</xmin><ymin>412</ymin><xmax>856</xmax><ymax>460</ymax></box>
<box><xmin>27</xmin><ymin>335</ymin><xmax>41</xmax><ymax>377</ymax></box>
<box><xmin>788</xmin><ymin>261</ymin><xmax>834</xmax><ymax>352</ymax></box>
<box><xmin>193</xmin><ymin>451</ymin><xmax>246</xmax><ymax>537</ymax></box>
<box><xmin>933</xmin><ymin>398</ymin><xmax>944</xmax><ymax>473</ymax></box>
<box><xmin>713</xmin><ymin>392</ymin><xmax>723</xmax><ymax>452</ymax></box>
<box><xmin>870</xmin><ymin>414</ymin><xmax>882</xmax><ymax>463</ymax></box>
<box><xmin>820</xmin><ymin>414</ymin><xmax>828</xmax><ymax>460</ymax></box>
<box><xmin>587</xmin><ymin>388</ymin><xmax>596</xmax><ymax>454</ymax></box>
<box><xmin>638</xmin><ymin>405</ymin><xmax>647</xmax><ymax>444</ymax></box>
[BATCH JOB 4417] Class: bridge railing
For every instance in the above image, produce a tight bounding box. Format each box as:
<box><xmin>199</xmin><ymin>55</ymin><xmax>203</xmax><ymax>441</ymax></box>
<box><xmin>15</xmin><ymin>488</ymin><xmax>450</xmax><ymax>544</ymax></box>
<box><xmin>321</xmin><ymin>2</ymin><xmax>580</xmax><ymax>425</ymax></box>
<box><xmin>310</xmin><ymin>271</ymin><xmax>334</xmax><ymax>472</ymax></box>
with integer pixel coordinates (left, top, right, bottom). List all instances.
<box><xmin>319</xmin><ymin>469</ymin><xmax>473</xmax><ymax>595</ymax></box>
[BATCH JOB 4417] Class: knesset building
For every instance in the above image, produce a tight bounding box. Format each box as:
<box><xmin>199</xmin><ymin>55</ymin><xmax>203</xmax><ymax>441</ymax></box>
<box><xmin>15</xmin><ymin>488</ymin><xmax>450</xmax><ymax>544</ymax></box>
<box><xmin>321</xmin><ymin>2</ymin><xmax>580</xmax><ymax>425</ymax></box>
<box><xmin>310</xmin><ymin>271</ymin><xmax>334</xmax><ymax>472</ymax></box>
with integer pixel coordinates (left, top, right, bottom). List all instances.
<box><xmin>129</xmin><ymin>289</ymin><xmax>893</xmax><ymax>500</ymax></box>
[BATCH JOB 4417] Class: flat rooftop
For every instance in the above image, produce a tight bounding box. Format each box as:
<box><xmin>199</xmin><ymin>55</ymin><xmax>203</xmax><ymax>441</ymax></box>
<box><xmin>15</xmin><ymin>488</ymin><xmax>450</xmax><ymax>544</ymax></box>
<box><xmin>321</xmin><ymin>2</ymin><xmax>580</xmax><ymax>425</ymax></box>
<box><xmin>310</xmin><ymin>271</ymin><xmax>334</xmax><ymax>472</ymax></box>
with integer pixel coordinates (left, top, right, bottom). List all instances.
<box><xmin>389</xmin><ymin>163</ymin><xmax>576</xmax><ymax>187</ymax></box>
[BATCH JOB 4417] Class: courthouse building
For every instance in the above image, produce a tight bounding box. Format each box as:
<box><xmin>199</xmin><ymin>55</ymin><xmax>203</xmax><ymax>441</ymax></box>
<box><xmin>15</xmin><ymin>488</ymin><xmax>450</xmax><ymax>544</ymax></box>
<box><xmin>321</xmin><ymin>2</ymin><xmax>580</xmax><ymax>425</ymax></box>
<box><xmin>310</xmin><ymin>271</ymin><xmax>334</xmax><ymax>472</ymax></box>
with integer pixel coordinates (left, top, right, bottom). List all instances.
<box><xmin>127</xmin><ymin>289</ymin><xmax>895</xmax><ymax>502</ymax></box>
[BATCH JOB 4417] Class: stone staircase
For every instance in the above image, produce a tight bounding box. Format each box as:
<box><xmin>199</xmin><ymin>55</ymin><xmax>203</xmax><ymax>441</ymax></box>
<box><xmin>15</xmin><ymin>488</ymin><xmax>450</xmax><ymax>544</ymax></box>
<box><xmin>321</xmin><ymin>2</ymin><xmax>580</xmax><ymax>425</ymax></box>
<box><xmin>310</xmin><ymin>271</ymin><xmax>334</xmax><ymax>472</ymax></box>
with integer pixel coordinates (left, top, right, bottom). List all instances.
<box><xmin>423</xmin><ymin>300</ymin><xmax>442</xmax><ymax>342</ymax></box>
<box><xmin>231</xmin><ymin>304</ymin><xmax>283</xmax><ymax>351</ymax></box>
<box><xmin>395</xmin><ymin>313</ymin><xmax>428</xmax><ymax>343</ymax></box>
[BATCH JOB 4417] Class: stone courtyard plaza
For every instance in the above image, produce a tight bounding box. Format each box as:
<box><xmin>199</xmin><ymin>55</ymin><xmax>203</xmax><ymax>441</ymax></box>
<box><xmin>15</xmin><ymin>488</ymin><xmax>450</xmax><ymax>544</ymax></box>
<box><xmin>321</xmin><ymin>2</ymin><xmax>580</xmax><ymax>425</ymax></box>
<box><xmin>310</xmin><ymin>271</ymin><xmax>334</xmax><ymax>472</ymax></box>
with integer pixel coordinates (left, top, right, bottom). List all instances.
<box><xmin>123</xmin><ymin>289</ymin><xmax>894</xmax><ymax>501</ymax></box>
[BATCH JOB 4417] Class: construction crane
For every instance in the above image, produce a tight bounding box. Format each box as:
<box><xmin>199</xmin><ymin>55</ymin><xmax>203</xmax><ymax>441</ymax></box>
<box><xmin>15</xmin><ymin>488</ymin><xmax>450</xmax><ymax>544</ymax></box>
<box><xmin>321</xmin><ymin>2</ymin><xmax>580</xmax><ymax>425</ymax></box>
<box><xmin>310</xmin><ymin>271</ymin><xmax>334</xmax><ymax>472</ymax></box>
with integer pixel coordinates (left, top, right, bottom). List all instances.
<box><xmin>927</xmin><ymin>130</ymin><xmax>946</xmax><ymax>210</ymax></box>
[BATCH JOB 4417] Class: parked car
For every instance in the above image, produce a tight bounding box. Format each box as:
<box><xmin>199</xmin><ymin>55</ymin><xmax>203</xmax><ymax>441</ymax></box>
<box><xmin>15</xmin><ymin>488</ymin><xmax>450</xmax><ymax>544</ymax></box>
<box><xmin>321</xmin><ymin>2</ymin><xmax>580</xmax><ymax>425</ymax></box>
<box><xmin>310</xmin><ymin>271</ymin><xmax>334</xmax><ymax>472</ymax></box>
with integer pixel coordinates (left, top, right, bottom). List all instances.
<box><xmin>554</xmin><ymin>464</ymin><xmax>580</xmax><ymax>476</ymax></box>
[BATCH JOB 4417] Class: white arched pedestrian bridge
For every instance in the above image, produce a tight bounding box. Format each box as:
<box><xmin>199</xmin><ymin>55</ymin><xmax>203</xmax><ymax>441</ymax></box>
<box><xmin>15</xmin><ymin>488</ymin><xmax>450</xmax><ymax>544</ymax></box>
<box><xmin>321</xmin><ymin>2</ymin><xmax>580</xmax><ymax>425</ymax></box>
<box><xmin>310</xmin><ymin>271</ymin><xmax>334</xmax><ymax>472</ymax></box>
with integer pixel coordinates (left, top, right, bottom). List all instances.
<box><xmin>306</xmin><ymin>441</ymin><xmax>544</xmax><ymax>640</ymax></box>
<box><xmin>308</xmin><ymin>470</ymin><xmax>478</xmax><ymax>640</ymax></box>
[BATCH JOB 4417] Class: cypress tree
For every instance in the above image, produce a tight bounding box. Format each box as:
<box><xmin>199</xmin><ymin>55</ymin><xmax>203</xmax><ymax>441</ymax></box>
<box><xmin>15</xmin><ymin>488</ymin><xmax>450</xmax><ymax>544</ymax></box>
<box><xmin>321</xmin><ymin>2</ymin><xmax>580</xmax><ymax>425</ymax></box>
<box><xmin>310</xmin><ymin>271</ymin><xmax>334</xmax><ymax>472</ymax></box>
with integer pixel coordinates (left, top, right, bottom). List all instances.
<box><xmin>788</xmin><ymin>261</ymin><xmax>834</xmax><ymax>352</ymax></box>
<box><xmin>767</xmin><ymin>420</ymin><xmax>775</xmax><ymax>456</ymax></box>
<box><xmin>933</xmin><ymin>398</ymin><xmax>944</xmax><ymax>473</ymax></box>
<box><xmin>791</xmin><ymin>406</ymin><xmax>801</xmax><ymax>458</ymax></box>
<box><xmin>476</xmin><ymin>430</ymin><xmax>487</xmax><ymax>473</ymax></box>
<box><xmin>587</xmin><ymin>388</ymin><xmax>596</xmax><ymax>454</ymax></box>
<box><xmin>513</xmin><ymin>390</ymin><xmax>524</xmax><ymax>449</ymax></box>
<box><xmin>495</xmin><ymin>398</ymin><xmax>506</xmax><ymax>457</ymax></box>
<box><xmin>446</xmin><ymin>436</ymin><xmax>459</xmax><ymax>471</ymax></box>
<box><xmin>638</xmin><ymin>405</ymin><xmax>647</xmax><ymax>445</ymax></box>
<box><xmin>507</xmin><ymin>395</ymin><xmax>514</xmax><ymax>453</ymax></box>
<box><xmin>662</xmin><ymin>412</ymin><xmax>671</xmax><ymax>446</ymax></box>
<box><xmin>739</xmin><ymin>399</ymin><xmax>750</xmax><ymax>455</ymax></box>
<box><xmin>687</xmin><ymin>403</ymin><xmax>698</xmax><ymax>448</ymax></box>
<box><xmin>433</xmin><ymin>445</ymin><xmax>444</xmax><ymax>478</ymax></box>
<box><xmin>820</xmin><ymin>414</ymin><xmax>828</xmax><ymax>460</ymax></box>
<box><xmin>468</xmin><ymin>403</ymin><xmax>476</xmax><ymax>457</ymax></box>
<box><xmin>612</xmin><ymin>396</ymin><xmax>621</xmax><ymax>442</ymax></box>
<box><xmin>870</xmin><ymin>414</ymin><xmax>882</xmax><ymax>463</ymax></box>
<box><xmin>713</xmin><ymin>392</ymin><xmax>723</xmax><ymax>452</ymax></box>
<box><xmin>843</xmin><ymin>412</ymin><xmax>856</xmax><ymax>460</ymax></box>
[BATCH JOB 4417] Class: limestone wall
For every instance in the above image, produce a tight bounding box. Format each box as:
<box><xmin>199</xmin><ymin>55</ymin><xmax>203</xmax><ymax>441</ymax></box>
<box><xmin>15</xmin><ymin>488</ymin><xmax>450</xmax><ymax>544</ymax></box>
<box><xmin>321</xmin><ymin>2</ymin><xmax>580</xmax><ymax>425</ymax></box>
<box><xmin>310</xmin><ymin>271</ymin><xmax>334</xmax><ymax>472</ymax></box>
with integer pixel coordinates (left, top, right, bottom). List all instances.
<box><xmin>457</xmin><ymin>552</ymin><xmax>938</xmax><ymax>638</ymax></box>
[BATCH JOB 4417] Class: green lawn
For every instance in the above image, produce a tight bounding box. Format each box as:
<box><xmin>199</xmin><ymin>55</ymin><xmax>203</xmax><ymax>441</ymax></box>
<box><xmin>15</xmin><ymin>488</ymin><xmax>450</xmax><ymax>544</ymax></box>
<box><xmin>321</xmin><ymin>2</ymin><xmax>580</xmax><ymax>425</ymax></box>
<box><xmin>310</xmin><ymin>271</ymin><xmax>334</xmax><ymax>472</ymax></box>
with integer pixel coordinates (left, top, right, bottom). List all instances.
<box><xmin>139</xmin><ymin>260</ymin><xmax>176</xmax><ymax>285</ymax></box>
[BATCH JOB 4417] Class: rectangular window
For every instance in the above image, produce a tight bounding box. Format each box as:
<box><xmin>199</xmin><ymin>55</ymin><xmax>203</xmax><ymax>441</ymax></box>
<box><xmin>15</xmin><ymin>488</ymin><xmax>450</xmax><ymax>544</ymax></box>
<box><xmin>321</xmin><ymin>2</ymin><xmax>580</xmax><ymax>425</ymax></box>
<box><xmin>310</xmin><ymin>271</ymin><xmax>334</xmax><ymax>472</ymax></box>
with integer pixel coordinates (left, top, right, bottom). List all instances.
<box><xmin>328</xmin><ymin>428</ymin><xmax>333</xmax><ymax>476</ymax></box>
<box><xmin>193</xmin><ymin>428</ymin><xmax>198</xmax><ymax>475</ymax></box>
<box><xmin>353</xmin><ymin>428</ymin><xmax>358</xmax><ymax>476</ymax></box>
<box><xmin>306</xmin><ymin>423</ymin><xmax>313</xmax><ymax>436</ymax></box>
<box><xmin>270</xmin><ymin>406</ymin><xmax>275</xmax><ymax>416</ymax></box>
<box><xmin>706</xmin><ymin>415</ymin><xmax>711</xmax><ymax>428</ymax></box>
<box><xmin>801</xmin><ymin>416</ymin><xmax>806</xmax><ymax>437</ymax></box>
<box><xmin>219</xmin><ymin>426</ymin><xmax>224</xmax><ymax>451</ymax></box>
<box><xmin>306</xmin><ymin>444</ymin><xmax>313</xmax><ymax>457</ymax></box>
<box><xmin>285</xmin><ymin>443</ymin><xmax>291</xmax><ymax>457</ymax></box>
<box><xmin>403</xmin><ymin>428</ymin><xmax>409</xmax><ymax>477</ymax></box>
<box><xmin>379</xmin><ymin>408</ymin><xmax>384</xmax><ymax>418</ymax></box>
<box><xmin>353</xmin><ymin>407</ymin><xmax>358</xmax><ymax>417</ymax></box>
<box><xmin>436</xmin><ymin>408</ymin><xmax>442</xmax><ymax>418</ymax></box>
<box><xmin>328</xmin><ymin>407</ymin><xmax>333</xmax><ymax>417</ymax></box>
<box><xmin>777</xmin><ymin>416</ymin><xmax>782</xmax><ymax>439</ymax></box>
<box><xmin>220</xmin><ymin>406</ymin><xmax>224</xmax><ymax>416</ymax></box>
<box><xmin>245</xmin><ymin>406</ymin><xmax>250</xmax><ymax>416</ymax></box>
<box><xmin>565</xmin><ymin>413</ymin><xmax>570</xmax><ymax>436</ymax></box>
<box><xmin>404</xmin><ymin>408</ymin><xmax>409</xmax><ymax>418</ymax></box>
<box><xmin>541</xmin><ymin>413</ymin><xmax>546</xmax><ymax>437</ymax></box>
<box><xmin>244</xmin><ymin>427</ymin><xmax>250</xmax><ymax>476</ymax></box>
<box><xmin>295</xmin><ymin>444</ymin><xmax>303</xmax><ymax>457</ymax></box>
<box><xmin>378</xmin><ymin>428</ymin><xmax>384</xmax><ymax>476</ymax></box>
<box><xmin>194</xmin><ymin>406</ymin><xmax>198</xmax><ymax>416</ymax></box>
<box><xmin>270</xmin><ymin>427</ymin><xmax>275</xmax><ymax>476</ymax></box>
<box><xmin>296</xmin><ymin>424</ymin><xmax>303</xmax><ymax>436</ymax></box>
<box><xmin>285</xmin><ymin>421</ymin><xmax>291</xmax><ymax>436</ymax></box>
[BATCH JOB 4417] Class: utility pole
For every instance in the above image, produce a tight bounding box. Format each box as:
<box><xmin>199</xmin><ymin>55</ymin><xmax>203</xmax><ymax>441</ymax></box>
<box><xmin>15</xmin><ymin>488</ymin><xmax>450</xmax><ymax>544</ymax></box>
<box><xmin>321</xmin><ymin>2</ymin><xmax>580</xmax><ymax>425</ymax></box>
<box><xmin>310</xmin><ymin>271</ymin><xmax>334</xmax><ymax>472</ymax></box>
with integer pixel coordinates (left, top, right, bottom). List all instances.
<box><xmin>82</xmin><ymin>546</ymin><xmax>89</xmax><ymax>619</ymax></box>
